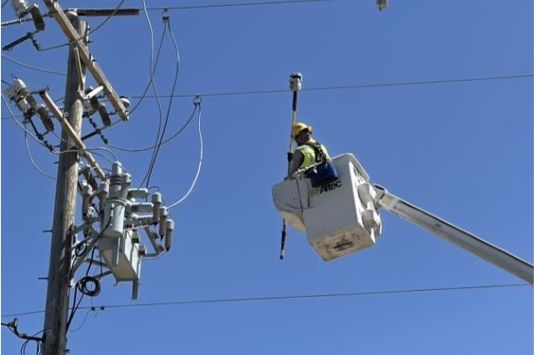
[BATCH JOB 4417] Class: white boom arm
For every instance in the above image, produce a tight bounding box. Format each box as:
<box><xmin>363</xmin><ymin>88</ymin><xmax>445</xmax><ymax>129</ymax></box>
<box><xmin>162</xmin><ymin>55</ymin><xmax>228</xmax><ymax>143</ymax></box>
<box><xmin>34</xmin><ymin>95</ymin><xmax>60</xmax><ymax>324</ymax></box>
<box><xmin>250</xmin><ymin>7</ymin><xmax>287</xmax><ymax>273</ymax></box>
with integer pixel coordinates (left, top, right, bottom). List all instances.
<box><xmin>374</xmin><ymin>185</ymin><xmax>534</xmax><ymax>285</ymax></box>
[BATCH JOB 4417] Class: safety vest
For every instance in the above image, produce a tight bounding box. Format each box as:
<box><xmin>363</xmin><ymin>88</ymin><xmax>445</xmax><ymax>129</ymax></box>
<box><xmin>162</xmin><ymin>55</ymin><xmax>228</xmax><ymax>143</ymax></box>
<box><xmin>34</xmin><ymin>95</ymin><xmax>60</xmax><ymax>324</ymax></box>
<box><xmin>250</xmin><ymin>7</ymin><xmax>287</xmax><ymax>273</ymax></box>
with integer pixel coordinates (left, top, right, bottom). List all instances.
<box><xmin>296</xmin><ymin>141</ymin><xmax>330</xmax><ymax>171</ymax></box>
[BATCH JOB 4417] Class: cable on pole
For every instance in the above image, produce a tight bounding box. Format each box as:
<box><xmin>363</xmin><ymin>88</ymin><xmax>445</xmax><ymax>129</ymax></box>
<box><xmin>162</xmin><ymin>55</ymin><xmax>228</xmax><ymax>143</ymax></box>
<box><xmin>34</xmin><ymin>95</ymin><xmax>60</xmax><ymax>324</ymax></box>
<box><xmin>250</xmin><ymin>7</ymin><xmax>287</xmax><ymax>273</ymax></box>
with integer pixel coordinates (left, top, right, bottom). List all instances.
<box><xmin>167</xmin><ymin>96</ymin><xmax>204</xmax><ymax>209</ymax></box>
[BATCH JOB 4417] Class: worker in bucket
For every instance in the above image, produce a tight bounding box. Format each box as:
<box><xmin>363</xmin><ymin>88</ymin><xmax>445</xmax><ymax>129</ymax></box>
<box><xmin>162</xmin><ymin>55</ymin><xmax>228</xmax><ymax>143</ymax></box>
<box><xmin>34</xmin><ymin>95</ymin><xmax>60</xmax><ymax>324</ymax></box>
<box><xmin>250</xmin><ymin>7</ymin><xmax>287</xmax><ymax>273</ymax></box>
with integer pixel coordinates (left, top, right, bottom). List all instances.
<box><xmin>287</xmin><ymin>122</ymin><xmax>332</xmax><ymax>178</ymax></box>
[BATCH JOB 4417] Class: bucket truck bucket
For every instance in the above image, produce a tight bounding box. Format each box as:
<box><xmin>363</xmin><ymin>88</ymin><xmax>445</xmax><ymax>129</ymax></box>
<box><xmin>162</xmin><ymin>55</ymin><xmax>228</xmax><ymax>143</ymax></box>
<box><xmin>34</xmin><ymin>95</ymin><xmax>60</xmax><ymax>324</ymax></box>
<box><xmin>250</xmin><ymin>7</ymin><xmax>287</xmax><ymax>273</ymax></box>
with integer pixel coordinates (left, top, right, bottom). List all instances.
<box><xmin>273</xmin><ymin>154</ymin><xmax>383</xmax><ymax>261</ymax></box>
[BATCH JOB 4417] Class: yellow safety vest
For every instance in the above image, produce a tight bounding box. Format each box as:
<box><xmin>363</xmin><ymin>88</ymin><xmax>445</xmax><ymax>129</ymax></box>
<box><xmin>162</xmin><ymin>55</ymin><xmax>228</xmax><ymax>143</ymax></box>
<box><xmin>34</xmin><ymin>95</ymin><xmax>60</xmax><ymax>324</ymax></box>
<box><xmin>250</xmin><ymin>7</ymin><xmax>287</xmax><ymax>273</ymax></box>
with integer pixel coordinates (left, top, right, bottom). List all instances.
<box><xmin>296</xmin><ymin>141</ymin><xmax>330</xmax><ymax>171</ymax></box>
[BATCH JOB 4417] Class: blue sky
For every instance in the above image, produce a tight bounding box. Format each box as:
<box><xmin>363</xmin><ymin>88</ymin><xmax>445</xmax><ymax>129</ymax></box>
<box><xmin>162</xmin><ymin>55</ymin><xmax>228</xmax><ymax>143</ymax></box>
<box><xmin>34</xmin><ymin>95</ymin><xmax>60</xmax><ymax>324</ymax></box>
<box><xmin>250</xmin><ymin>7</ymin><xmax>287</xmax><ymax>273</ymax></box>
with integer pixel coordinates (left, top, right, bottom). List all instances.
<box><xmin>2</xmin><ymin>0</ymin><xmax>533</xmax><ymax>354</ymax></box>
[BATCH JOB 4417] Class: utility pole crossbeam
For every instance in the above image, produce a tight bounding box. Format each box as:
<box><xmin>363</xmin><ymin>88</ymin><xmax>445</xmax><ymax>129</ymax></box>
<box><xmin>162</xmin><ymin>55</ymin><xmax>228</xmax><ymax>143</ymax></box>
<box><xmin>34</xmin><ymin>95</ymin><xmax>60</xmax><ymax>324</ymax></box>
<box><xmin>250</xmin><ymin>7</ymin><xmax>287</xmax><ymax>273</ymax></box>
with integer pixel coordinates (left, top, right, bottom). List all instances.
<box><xmin>42</xmin><ymin>13</ymin><xmax>86</xmax><ymax>355</ymax></box>
<box><xmin>39</xmin><ymin>90</ymin><xmax>106</xmax><ymax>180</ymax></box>
<box><xmin>43</xmin><ymin>0</ymin><xmax>129</xmax><ymax>121</ymax></box>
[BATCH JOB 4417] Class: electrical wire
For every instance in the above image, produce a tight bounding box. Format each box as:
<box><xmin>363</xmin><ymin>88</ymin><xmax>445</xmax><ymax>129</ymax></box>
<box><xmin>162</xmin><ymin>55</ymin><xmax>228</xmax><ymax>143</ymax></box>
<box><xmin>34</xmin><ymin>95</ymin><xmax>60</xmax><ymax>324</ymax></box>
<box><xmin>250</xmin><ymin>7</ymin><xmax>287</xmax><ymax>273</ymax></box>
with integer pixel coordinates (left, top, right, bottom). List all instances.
<box><xmin>2</xmin><ymin>73</ymin><xmax>531</xmax><ymax>121</ymax></box>
<box><xmin>145</xmin><ymin>0</ymin><xmax>334</xmax><ymax>11</ymax></box>
<box><xmin>24</xmin><ymin>124</ymin><xmax>56</xmax><ymax>181</ymax></box>
<box><xmin>168</xmin><ymin>101</ymin><xmax>203</xmax><ymax>209</ymax></box>
<box><xmin>129</xmin><ymin>73</ymin><xmax>534</xmax><ymax>99</ymax></box>
<box><xmin>2</xmin><ymin>283</ymin><xmax>528</xmax><ymax>318</ymax></box>
<box><xmin>2</xmin><ymin>54</ymin><xmax>66</xmax><ymax>77</ymax></box>
<box><xmin>66</xmin><ymin>215</ymin><xmax>111</xmax><ymax>332</ymax></box>
<box><xmin>143</xmin><ymin>16</ymin><xmax>181</xmax><ymax>189</ymax></box>
<box><xmin>137</xmin><ymin>5</ymin><xmax>168</xmax><ymax>188</ymax></box>
<box><xmin>108</xmin><ymin>102</ymin><xmax>198</xmax><ymax>152</ymax></box>
<box><xmin>127</xmin><ymin>14</ymin><xmax>168</xmax><ymax>116</ymax></box>
<box><xmin>87</xmin><ymin>0</ymin><xmax>128</xmax><ymax>35</ymax></box>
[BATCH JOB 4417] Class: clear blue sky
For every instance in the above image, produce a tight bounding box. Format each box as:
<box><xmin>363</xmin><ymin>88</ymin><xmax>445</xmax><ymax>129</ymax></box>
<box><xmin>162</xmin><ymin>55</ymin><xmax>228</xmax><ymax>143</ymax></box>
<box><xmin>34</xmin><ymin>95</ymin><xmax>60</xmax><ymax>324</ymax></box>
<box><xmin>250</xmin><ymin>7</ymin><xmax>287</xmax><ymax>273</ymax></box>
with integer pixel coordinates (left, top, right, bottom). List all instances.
<box><xmin>2</xmin><ymin>0</ymin><xmax>533</xmax><ymax>354</ymax></box>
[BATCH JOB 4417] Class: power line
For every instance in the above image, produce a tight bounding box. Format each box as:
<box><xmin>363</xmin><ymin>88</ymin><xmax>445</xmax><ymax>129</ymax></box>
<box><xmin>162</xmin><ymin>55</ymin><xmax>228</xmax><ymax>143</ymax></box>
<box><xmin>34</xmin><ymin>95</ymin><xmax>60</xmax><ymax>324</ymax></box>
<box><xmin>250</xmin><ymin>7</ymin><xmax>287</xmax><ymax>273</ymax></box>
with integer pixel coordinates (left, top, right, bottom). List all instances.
<box><xmin>145</xmin><ymin>0</ymin><xmax>334</xmax><ymax>11</ymax></box>
<box><xmin>2</xmin><ymin>73</ymin><xmax>530</xmax><ymax>121</ymax></box>
<box><xmin>128</xmin><ymin>73</ymin><xmax>534</xmax><ymax>99</ymax></box>
<box><xmin>2</xmin><ymin>54</ymin><xmax>66</xmax><ymax>77</ymax></box>
<box><xmin>2</xmin><ymin>283</ymin><xmax>527</xmax><ymax>318</ymax></box>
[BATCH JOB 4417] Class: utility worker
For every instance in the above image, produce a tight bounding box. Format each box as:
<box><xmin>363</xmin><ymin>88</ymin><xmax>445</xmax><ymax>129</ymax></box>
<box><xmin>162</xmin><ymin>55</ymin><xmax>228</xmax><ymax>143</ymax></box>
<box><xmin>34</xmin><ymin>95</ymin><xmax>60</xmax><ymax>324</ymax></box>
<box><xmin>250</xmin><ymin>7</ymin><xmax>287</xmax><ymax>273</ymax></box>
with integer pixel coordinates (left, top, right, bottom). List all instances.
<box><xmin>288</xmin><ymin>122</ymin><xmax>331</xmax><ymax>177</ymax></box>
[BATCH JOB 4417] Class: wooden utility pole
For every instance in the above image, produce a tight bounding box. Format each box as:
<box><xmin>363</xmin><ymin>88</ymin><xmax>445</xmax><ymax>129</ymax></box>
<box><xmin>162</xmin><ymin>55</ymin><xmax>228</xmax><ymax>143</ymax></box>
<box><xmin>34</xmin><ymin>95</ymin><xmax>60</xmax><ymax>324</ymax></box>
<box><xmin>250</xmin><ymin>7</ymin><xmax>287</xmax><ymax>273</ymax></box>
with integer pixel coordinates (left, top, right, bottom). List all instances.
<box><xmin>42</xmin><ymin>12</ymin><xmax>86</xmax><ymax>355</ymax></box>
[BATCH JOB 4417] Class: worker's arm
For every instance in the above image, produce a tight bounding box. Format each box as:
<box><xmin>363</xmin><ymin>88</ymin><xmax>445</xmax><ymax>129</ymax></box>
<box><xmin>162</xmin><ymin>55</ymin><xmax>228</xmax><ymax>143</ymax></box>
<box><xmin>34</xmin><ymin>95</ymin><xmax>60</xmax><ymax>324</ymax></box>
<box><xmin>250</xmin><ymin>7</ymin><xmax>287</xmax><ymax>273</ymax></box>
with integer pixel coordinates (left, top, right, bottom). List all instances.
<box><xmin>287</xmin><ymin>150</ymin><xmax>304</xmax><ymax>177</ymax></box>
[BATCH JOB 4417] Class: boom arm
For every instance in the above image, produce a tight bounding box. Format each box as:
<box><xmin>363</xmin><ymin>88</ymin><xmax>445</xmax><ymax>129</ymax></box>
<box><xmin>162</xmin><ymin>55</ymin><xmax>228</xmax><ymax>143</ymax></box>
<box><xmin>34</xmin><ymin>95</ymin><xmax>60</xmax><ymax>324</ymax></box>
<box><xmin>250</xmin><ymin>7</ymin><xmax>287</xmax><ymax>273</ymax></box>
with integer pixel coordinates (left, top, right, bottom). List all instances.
<box><xmin>374</xmin><ymin>185</ymin><xmax>534</xmax><ymax>285</ymax></box>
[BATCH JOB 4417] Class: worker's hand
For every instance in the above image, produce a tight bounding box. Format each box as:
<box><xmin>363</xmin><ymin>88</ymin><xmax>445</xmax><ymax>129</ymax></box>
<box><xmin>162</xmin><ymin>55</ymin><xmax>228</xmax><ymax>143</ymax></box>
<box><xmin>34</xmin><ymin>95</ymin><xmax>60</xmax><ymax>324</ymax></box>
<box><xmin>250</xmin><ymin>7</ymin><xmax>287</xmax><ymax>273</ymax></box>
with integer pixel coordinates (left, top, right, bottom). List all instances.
<box><xmin>287</xmin><ymin>152</ymin><xmax>293</xmax><ymax>162</ymax></box>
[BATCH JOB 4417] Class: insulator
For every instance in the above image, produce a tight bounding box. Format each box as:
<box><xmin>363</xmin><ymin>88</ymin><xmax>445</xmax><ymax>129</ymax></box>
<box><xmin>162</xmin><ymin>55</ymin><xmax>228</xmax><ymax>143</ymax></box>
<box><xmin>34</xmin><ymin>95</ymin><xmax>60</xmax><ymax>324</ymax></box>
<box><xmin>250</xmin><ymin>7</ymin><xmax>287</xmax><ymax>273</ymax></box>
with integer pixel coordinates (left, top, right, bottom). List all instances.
<box><xmin>81</xmin><ymin>182</ymin><xmax>93</xmax><ymax>217</ymax></box>
<box><xmin>120</xmin><ymin>96</ymin><xmax>130</xmax><ymax>110</ymax></box>
<box><xmin>165</xmin><ymin>219</ymin><xmax>174</xmax><ymax>251</ymax></box>
<box><xmin>109</xmin><ymin>162</ymin><xmax>123</xmax><ymax>198</ymax></box>
<box><xmin>99</xmin><ymin>181</ymin><xmax>109</xmax><ymax>214</ymax></box>
<box><xmin>151</xmin><ymin>193</ymin><xmax>162</xmax><ymax>221</ymax></box>
<box><xmin>159</xmin><ymin>207</ymin><xmax>168</xmax><ymax>237</ymax></box>
<box><xmin>97</xmin><ymin>102</ymin><xmax>111</xmax><ymax>126</ymax></box>
<box><xmin>11</xmin><ymin>0</ymin><xmax>29</xmax><ymax>17</ymax></box>
<box><xmin>36</xmin><ymin>104</ymin><xmax>54</xmax><ymax>132</ymax></box>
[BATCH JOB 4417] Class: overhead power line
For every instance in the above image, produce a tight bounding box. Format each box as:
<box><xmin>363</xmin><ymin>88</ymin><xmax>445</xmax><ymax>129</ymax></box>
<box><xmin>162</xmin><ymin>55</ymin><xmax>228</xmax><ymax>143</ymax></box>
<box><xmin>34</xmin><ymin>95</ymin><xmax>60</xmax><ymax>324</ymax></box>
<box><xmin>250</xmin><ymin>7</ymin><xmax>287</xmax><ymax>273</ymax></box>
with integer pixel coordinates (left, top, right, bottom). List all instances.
<box><xmin>2</xmin><ymin>73</ymin><xmax>531</xmax><ymax>121</ymax></box>
<box><xmin>2</xmin><ymin>54</ymin><xmax>66</xmax><ymax>77</ymax></box>
<box><xmin>2</xmin><ymin>283</ymin><xmax>527</xmax><ymax>318</ymax></box>
<box><xmin>145</xmin><ymin>0</ymin><xmax>334</xmax><ymax>11</ymax></box>
<box><xmin>129</xmin><ymin>73</ymin><xmax>534</xmax><ymax>99</ymax></box>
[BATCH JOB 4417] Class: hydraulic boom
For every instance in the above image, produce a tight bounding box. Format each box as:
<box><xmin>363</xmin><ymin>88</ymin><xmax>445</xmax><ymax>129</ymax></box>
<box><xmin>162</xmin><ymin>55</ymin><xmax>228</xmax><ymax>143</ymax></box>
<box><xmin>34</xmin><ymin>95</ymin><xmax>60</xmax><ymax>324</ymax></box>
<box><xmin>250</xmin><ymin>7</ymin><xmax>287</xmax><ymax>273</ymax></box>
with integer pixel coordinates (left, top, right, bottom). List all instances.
<box><xmin>374</xmin><ymin>185</ymin><xmax>534</xmax><ymax>285</ymax></box>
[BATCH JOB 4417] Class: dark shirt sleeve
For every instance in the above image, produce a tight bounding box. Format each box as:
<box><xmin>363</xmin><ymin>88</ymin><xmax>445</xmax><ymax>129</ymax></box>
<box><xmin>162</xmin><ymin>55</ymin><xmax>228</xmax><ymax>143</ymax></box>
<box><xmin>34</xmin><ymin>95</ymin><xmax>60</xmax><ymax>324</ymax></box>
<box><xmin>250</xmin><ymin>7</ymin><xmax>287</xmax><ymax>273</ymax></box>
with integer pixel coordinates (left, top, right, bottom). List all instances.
<box><xmin>287</xmin><ymin>149</ymin><xmax>304</xmax><ymax>177</ymax></box>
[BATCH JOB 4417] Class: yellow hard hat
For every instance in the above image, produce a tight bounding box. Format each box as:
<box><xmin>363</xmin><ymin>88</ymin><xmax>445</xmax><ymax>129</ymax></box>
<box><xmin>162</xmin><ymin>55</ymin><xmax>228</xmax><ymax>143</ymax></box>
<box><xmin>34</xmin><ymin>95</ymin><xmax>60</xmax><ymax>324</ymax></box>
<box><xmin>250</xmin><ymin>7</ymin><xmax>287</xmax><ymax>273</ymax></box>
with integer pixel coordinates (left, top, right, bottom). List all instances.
<box><xmin>292</xmin><ymin>122</ymin><xmax>313</xmax><ymax>139</ymax></box>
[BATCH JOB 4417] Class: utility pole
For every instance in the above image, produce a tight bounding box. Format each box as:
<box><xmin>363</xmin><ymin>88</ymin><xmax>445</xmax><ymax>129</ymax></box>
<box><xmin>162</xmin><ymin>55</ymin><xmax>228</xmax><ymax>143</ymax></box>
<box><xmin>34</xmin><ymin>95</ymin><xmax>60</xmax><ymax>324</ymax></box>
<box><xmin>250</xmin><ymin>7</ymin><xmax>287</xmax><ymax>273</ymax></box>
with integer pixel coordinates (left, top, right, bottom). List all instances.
<box><xmin>42</xmin><ymin>12</ymin><xmax>86</xmax><ymax>355</ymax></box>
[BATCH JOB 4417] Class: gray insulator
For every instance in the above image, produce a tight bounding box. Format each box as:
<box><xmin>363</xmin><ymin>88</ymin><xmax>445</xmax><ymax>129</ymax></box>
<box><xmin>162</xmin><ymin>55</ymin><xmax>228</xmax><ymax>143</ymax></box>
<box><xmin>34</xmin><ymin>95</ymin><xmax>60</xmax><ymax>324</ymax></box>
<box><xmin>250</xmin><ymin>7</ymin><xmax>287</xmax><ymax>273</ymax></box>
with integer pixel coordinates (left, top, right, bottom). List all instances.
<box><xmin>99</xmin><ymin>181</ymin><xmax>109</xmax><ymax>214</ymax></box>
<box><xmin>151</xmin><ymin>192</ymin><xmax>162</xmax><ymax>205</ymax></box>
<box><xmin>159</xmin><ymin>207</ymin><xmax>168</xmax><ymax>237</ymax></box>
<box><xmin>165</xmin><ymin>219</ymin><xmax>174</xmax><ymax>251</ymax></box>
<box><xmin>36</xmin><ymin>104</ymin><xmax>54</xmax><ymax>132</ymax></box>
<box><xmin>11</xmin><ymin>0</ymin><xmax>29</xmax><ymax>17</ymax></box>
<box><xmin>111</xmin><ymin>161</ymin><xmax>123</xmax><ymax>176</ymax></box>
<box><xmin>152</xmin><ymin>193</ymin><xmax>162</xmax><ymax>221</ymax></box>
<box><xmin>109</xmin><ymin>162</ymin><xmax>123</xmax><ymax>199</ymax></box>
<box><xmin>81</xmin><ymin>183</ymin><xmax>93</xmax><ymax>217</ymax></box>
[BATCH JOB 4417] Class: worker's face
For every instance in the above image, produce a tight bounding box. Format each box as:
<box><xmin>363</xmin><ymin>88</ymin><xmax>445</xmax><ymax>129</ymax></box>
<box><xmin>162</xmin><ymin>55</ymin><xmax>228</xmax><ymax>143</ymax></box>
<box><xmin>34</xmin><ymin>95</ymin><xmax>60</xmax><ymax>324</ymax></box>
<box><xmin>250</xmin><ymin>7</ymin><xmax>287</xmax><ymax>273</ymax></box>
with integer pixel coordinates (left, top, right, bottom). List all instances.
<box><xmin>296</xmin><ymin>129</ymin><xmax>311</xmax><ymax>145</ymax></box>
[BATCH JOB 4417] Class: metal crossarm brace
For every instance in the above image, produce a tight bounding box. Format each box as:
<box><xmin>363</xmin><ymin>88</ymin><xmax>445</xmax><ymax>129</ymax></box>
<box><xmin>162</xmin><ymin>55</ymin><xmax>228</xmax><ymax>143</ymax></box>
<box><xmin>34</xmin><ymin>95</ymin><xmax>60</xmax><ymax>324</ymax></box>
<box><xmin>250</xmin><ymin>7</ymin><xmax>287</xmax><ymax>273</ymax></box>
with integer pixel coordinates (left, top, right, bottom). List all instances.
<box><xmin>43</xmin><ymin>0</ymin><xmax>129</xmax><ymax>120</ymax></box>
<box><xmin>39</xmin><ymin>90</ymin><xmax>107</xmax><ymax>180</ymax></box>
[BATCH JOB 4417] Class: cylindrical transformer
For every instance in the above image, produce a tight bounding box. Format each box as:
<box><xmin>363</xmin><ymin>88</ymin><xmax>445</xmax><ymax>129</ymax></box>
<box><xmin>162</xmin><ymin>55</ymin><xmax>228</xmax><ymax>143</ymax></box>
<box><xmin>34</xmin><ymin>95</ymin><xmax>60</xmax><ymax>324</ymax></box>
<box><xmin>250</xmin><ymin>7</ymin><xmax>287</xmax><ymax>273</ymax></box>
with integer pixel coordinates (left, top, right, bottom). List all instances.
<box><xmin>159</xmin><ymin>207</ymin><xmax>168</xmax><ymax>237</ymax></box>
<box><xmin>165</xmin><ymin>219</ymin><xmax>174</xmax><ymax>251</ymax></box>
<box><xmin>103</xmin><ymin>199</ymin><xmax>126</xmax><ymax>239</ymax></box>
